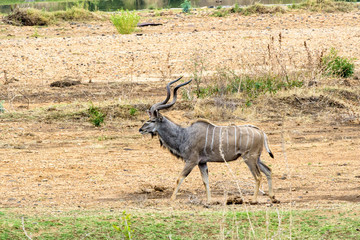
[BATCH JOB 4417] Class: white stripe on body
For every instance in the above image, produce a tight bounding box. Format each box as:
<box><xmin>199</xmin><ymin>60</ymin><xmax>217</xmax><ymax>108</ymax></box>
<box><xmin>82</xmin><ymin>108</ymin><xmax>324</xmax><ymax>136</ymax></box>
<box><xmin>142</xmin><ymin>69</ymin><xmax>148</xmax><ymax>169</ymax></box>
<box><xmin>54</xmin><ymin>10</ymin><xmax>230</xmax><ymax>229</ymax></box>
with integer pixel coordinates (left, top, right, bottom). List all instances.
<box><xmin>238</xmin><ymin>126</ymin><xmax>242</xmax><ymax>154</ymax></box>
<box><xmin>249</xmin><ymin>127</ymin><xmax>254</xmax><ymax>149</ymax></box>
<box><xmin>211</xmin><ymin>126</ymin><xmax>216</xmax><ymax>152</ymax></box>
<box><xmin>218</xmin><ymin>127</ymin><xmax>222</xmax><ymax>153</ymax></box>
<box><xmin>204</xmin><ymin>125</ymin><xmax>210</xmax><ymax>155</ymax></box>
<box><xmin>245</xmin><ymin>127</ymin><xmax>250</xmax><ymax>150</ymax></box>
<box><xmin>234</xmin><ymin>126</ymin><xmax>237</xmax><ymax>154</ymax></box>
<box><xmin>226</xmin><ymin>127</ymin><xmax>229</xmax><ymax>151</ymax></box>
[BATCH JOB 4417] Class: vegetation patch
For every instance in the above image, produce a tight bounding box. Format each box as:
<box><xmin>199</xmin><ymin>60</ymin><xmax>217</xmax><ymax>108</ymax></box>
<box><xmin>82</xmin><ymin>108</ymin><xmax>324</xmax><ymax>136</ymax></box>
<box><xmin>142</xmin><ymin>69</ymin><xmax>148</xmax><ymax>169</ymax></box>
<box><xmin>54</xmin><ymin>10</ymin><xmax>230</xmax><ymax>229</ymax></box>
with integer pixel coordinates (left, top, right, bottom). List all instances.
<box><xmin>181</xmin><ymin>0</ymin><xmax>192</xmax><ymax>13</ymax></box>
<box><xmin>290</xmin><ymin>0</ymin><xmax>355</xmax><ymax>12</ymax></box>
<box><xmin>88</xmin><ymin>103</ymin><xmax>105</xmax><ymax>127</ymax></box>
<box><xmin>3</xmin><ymin>6</ymin><xmax>100</xmax><ymax>26</ymax></box>
<box><xmin>0</xmin><ymin>208</ymin><xmax>359</xmax><ymax>239</ymax></box>
<box><xmin>191</xmin><ymin>70</ymin><xmax>303</xmax><ymax>106</ymax></box>
<box><xmin>3</xmin><ymin>8</ymin><xmax>50</xmax><ymax>26</ymax></box>
<box><xmin>241</xmin><ymin>3</ymin><xmax>287</xmax><ymax>15</ymax></box>
<box><xmin>110</xmin><ymin>10</ymin><xmax>141</xmax><ymax>34</ymax></box>
<box><xmin>211</xmin><ymin>8</ymin><xmax>230</xmax><ymax>17</ymax></box>
<box><xmin>321</xmin><ymin>48</ymin><xmax>355</xmax><ymax>78</ymax></box>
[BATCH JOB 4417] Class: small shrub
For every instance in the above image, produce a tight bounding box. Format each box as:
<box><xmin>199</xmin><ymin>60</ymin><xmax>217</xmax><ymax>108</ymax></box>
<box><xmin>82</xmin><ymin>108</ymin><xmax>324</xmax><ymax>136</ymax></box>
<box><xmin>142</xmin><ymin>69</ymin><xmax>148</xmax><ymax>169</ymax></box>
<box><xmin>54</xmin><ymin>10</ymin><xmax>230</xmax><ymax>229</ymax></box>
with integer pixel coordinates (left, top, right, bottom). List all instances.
<box><xmin>88</xmin><ymin>104</ymin><xmax>105</xmax><ymax>127</ymax></box>
<box><xmin>231</xmin><ymin>3</ymin><xmax>242</xmax><ymax>13</ymax></box>
<box><xmin>129</xmin><ymin>107</ymin><xmax>137</xmax><ymax>116</ymax></box>
<box><xmin>181</xmin><ymin>0</ymin><xmax>192</xmax><ymax>13</ymax></box>
<box><xmin>212</xmin><ymin>9</ymin><xmax>230</xmax><ymax>17</ymax></box>
<box><xmin>321</xmin><ymin>48</ymin><xmax>355</xmax><ymax>78</ymax></box>
<box><xmin>110</xmin><ymin>10</ymin><xmax>140</xmax><ymax>34</ymax></box>
<box><xmin>113</xmin><ymin>211</ymin><xmax>134</xmax><ymax>240</ymax></box>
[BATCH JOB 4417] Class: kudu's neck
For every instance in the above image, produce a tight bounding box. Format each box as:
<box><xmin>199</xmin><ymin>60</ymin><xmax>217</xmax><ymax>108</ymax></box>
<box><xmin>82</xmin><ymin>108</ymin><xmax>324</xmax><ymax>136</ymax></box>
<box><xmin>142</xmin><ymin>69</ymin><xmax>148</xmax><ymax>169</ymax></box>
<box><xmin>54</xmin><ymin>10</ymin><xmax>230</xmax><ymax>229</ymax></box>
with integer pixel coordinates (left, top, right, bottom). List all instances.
<box><xmin>156</xmin><ymin>117</ymin><xmax>187</xmax><ymax>157</ymax></box>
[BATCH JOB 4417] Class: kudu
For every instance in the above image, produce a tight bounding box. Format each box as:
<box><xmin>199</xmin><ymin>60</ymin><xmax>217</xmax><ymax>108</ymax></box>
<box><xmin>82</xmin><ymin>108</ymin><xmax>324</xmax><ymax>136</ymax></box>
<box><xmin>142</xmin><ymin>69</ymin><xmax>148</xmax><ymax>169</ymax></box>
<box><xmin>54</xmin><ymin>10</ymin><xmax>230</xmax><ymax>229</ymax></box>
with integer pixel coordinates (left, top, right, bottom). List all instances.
<box><xmin>139</xmin><ymin>78</ymin><xmax>279</xmax><ymax>204</ymax></box>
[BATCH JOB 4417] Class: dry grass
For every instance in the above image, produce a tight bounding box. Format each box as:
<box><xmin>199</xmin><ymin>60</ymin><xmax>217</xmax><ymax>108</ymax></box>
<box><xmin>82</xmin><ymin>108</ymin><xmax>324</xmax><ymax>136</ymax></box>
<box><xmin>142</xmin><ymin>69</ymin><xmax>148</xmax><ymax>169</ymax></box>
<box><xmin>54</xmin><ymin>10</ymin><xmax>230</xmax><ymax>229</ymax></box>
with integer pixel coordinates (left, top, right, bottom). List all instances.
<box><xmin>3</xmin><ymin>7</ymin><xmax>104</xmax><ymax>26</ymax></box>
<box><xmin>242</xmin><ymin>3</ymin><xmax>287</xmax><ymax>15</ymax></box>
<box><xmin>182</xmin><ymin>31</ymin><xmax>359</xmax><ymax>124</ymax></box>
<box><xmin>290</xmin><ymin>0</ymin><xmax>355</xmax><ymax>13</ymax></box>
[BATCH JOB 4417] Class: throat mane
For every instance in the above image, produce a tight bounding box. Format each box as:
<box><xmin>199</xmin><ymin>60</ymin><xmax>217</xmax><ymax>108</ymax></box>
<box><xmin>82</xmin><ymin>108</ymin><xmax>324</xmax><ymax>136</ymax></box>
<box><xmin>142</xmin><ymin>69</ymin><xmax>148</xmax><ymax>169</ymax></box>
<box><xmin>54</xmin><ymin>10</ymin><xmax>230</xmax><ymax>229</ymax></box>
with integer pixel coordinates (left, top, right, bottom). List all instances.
<box><xmin>158</xmin><ymin>136</ymin><xmax>182</xmax><ymax>159</ymax></box>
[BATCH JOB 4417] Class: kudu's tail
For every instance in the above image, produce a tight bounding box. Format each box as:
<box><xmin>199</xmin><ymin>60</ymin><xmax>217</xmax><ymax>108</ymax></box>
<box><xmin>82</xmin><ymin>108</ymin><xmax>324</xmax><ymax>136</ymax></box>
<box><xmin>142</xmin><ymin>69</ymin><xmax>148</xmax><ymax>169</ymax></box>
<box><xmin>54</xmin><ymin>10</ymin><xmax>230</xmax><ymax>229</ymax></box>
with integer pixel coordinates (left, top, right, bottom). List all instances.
<box><xmin>263</xmin><ymin>132</ymin><xmax>274</xmax><ymax>158</ymax></box>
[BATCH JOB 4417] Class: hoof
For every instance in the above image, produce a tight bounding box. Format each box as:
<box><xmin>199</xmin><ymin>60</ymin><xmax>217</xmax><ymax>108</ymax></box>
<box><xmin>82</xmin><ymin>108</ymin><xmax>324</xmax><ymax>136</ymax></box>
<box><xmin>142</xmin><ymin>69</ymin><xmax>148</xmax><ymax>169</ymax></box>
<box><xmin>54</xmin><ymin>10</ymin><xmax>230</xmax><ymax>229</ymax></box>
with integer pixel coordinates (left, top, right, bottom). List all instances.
<box><xmin>226</xmin><ymin>196</ymin><xmax>243</xmax><ymax>205</ymax></box>
<box><xmin>271</xmin><ymin>197</ymin><xmax>280</xmax><ymax>204</ymax></box>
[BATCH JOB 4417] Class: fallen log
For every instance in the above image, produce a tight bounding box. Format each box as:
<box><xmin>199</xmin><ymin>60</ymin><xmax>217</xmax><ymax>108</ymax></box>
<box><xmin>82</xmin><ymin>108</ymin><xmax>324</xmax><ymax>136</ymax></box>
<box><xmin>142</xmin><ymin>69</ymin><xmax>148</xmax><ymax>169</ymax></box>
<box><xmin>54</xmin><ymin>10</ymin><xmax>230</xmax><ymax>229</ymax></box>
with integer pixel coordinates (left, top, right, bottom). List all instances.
<box><xmin>137</xmin><ymin>22</ymin><xmax>163</xmax><ymax>27</ymax></box>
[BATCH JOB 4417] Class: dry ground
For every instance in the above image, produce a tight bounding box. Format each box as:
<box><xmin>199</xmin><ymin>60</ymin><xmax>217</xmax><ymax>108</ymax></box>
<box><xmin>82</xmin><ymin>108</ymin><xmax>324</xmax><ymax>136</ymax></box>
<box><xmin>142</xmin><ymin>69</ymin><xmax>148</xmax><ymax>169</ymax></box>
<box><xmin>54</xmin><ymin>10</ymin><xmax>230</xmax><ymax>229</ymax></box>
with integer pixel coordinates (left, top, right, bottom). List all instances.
<box><xmin>0</xmin><ymin>9</ymin><xmax>359</xmax><ymax>213</ymax></box>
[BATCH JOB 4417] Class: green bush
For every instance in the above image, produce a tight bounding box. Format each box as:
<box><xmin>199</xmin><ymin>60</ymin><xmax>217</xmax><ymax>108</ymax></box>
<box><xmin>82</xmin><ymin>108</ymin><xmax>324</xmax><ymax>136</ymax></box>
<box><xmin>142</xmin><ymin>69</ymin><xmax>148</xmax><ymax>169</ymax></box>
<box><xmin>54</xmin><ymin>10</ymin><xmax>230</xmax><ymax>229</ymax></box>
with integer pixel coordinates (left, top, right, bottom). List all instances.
<box><xmin>110</xmin><ymin>10</ymin><xmax>140</xmax><ymax>34</ymax></box>
<box><xmin>88</xmin><ymin>104</ymin><xmax>105</xmax><ymax>127</ymax></box>
<box><xmin>321</xmin><ymin>48</ymin><xmax>355</xmax><ymax>78</ymax></box>
<box><xmin>129</xmin><ymin>107</ymin><xmax>137</xmax><ymax>116</ymax></box>
<box><xmin>181</xmin><ymin>0</ymin><xmax>191</xmax><ymax>13</ymax></box>
<box><xmin>212</xmin><ymin>9</ymin><xmax>230</xmax><ymax>17</ymax></box>
<box><xmin>113</xmin><ymin>211</ymin><xmax>134</xmax><ymax>240</ymax></box>
<box><xmin>231</xmin><ymin>3</ymin><xmax>243</xmax><ymax>13</ymax></box>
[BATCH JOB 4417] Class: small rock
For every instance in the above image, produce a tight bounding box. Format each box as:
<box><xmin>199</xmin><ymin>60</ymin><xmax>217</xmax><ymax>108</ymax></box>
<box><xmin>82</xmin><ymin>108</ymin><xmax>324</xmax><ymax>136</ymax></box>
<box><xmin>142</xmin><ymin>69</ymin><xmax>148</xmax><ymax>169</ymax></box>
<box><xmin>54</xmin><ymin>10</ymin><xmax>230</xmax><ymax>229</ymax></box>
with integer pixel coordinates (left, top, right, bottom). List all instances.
<box><xmin>154</xmin><ymin>186</ymin><xmax>166</xmax><ymax>192</ymax></box>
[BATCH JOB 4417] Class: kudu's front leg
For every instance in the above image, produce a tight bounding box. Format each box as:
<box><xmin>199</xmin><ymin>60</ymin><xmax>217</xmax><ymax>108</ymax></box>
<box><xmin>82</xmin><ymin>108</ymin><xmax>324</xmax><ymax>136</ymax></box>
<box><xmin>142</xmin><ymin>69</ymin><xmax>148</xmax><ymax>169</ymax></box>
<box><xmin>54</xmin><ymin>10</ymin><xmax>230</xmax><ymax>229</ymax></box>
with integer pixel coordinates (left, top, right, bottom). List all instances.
<box><xmin>198</xmin><ymin>162</ymin><xmax>211</xmax><ymax>204</ymax></box>
<box><xmin>171</xmin><ymin>161</ymin><xmax>197</xmax><ymax>201</ymax></box>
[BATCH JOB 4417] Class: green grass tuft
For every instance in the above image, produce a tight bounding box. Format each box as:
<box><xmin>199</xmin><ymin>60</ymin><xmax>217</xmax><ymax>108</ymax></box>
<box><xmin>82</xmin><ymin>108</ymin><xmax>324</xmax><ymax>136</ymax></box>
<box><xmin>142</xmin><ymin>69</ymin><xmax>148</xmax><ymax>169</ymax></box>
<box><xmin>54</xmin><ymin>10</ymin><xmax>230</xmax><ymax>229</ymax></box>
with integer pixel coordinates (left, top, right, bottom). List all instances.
<box><xmin>110</xmin><ymin>10</ymin><xmax>141</xmax><ymax>34</ymax></box>
<box><xmin>88</xmin><ymin>104</ymin><xmax>105</xmax><ymax>127</ymax></box>
<box><xmin>321</xmin><ymin>48</ymin><xmax>355</xmax><ymax>78</ymax></box>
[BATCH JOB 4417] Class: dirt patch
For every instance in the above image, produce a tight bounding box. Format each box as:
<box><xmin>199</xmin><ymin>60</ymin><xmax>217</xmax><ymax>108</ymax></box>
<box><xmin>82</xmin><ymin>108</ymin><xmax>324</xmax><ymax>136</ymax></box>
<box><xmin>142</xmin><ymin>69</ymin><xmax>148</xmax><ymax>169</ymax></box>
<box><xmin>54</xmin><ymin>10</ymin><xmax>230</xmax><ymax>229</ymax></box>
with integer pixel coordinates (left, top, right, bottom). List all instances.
<box><xmin>281</xmin><ymin>95</ymin><xmax>345</xmax><ymax>111</ymax></box>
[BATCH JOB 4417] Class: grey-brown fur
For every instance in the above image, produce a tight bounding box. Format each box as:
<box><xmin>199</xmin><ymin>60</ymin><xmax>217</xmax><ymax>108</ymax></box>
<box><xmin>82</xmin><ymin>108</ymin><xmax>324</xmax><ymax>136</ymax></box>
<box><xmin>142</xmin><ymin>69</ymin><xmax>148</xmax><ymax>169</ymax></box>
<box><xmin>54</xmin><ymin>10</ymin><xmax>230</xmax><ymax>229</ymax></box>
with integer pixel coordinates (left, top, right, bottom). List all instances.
<box><xmin>139</xmin><ymin>78</ymin><xmax>279</xmax><ymax>204</ymax></box>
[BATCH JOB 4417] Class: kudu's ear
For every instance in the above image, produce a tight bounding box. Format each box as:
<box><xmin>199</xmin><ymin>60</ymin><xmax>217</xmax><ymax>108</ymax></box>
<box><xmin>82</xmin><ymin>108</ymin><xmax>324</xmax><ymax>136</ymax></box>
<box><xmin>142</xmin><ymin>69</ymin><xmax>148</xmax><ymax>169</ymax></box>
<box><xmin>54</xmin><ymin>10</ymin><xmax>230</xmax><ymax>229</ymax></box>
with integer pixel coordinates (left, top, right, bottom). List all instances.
<box><xmin>154</xmin><ymin>110</ymin><xmax>159</xmax><ymax>118</ymax></box>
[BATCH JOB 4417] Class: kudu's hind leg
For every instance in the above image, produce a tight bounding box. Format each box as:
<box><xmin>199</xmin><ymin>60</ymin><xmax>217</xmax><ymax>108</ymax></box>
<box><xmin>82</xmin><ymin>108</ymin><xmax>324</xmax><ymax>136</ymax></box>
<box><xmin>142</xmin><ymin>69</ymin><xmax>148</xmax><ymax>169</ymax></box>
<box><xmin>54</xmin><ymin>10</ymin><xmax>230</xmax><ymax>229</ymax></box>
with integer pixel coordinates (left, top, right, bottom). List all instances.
<box><xmin>198</xmin><ymin>162</ymin><xmax>211</xmax><ymax>203</ymax></box>
<box><xmin>258</xmin><ymin>158</ymin><xmax>280</xmax><ymax>203</ymax></box>
<box><xmin>244</xmin><ymin>156</ymin><xmax>261</xmax><ymax>204</ymax></box>
<box><xmin>171</xmin><ymin>162</ymin><xmax>197</xmax><ymax>201</ymax></box>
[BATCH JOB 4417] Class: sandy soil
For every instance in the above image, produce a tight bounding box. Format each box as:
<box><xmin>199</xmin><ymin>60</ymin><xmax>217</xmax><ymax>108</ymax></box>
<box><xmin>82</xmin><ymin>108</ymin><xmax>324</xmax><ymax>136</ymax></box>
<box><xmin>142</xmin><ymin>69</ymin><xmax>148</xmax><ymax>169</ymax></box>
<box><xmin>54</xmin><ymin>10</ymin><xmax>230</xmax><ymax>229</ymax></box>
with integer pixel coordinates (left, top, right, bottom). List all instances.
<box><xmin>0</xmin><ymin>10</ymin><xmax>359</xmax><ymax>212</ymax></box>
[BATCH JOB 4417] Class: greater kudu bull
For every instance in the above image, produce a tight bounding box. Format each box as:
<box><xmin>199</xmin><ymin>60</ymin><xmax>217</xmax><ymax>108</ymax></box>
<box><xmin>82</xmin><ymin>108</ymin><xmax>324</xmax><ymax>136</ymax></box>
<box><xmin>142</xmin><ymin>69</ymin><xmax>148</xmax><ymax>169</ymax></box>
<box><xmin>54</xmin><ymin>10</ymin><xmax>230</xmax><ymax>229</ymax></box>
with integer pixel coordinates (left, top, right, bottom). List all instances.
<box><xmin>139</xmin><ymin>78</ymin><xmax>279</xmax><ymax>204</ymax></box>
